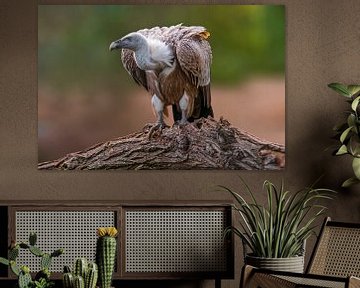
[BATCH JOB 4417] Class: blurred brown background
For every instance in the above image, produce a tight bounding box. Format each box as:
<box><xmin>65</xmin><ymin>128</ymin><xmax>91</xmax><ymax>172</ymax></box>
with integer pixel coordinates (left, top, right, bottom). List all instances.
<box><xmin>37</xmin><ymin>5</ymin><xmax>285</xmax><ymax>162</ymax></box>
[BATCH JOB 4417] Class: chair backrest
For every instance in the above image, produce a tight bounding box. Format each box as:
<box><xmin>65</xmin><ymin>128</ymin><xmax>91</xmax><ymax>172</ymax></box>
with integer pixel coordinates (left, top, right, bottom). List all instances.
<box><xmin>307</xmin><ymin>217</ymin><xmax>360</xmax><ymax>277</ymax></box>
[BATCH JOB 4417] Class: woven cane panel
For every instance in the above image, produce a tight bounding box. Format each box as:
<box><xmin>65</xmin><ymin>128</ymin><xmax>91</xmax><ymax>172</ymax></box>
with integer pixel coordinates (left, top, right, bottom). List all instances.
<box><xmin>251</xmin><ymin>273</ymin><xmax>297</xmax><ymax>288</ymax></box>
<box><xmin>310</xmin><ymin>226</ymin><xmax>360</xmax><ymax>277</ymax></box>
<box><xmin>277</xmin><ymin>275</ymin><xmax>345</xmax><ymax>288</ymax></box>
<box><xmin>15</xmin><ymin>211</ymin><xmax>115</xmax><ymax>272</ymax></box>
<box><xmin>125</xmin><ymin>210</ymin><xmax>227</xmax><ymax>273</ymax></box>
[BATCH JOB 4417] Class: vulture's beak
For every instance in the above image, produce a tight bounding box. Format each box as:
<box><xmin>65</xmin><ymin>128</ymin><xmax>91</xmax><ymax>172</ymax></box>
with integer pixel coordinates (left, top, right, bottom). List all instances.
<box><xmin>109</xmin><ymin>40</ymin><xmax>122</xmax><ymax>51</ymax></box>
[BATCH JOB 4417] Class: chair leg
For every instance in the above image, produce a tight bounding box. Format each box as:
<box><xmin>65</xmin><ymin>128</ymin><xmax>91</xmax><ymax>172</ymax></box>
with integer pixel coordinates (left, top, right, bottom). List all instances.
<box><xmin>215</xmin><ymin>278</ymin><xmax>221</xmax><ymax>288</ymax></box>
<box><xmin>240</xmin><ymin>265</ymin><xmax>255</xmax><ymax>288</ymax></box>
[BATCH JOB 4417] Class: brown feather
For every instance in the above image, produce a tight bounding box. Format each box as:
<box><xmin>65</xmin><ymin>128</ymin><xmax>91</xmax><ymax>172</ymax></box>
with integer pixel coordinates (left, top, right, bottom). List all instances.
<box><xmin>121</xmin><ymin>49</ymin><xmax>147</xmax><ymax>89</ymax></box>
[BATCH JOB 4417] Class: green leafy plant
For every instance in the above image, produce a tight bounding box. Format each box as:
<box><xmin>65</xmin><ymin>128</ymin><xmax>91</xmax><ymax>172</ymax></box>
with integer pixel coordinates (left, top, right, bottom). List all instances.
<box><xmin>220</xmin><ymin>179</ymin><xmax>334</xmax><ymax>258</ymax></box>
<box><xmin>0</xmin><ymin>232</ymin><xmax>63</xmax><ymax>288</ymax></box>
<box><xmin>33</xmin><ymin>278</ymin><xmax>54</xmax><ymax>288</ymax></box>
<box><xmin>328</xmin><ymin>83</ymin><xmax>360</xmax><ymax>187</ymax></box>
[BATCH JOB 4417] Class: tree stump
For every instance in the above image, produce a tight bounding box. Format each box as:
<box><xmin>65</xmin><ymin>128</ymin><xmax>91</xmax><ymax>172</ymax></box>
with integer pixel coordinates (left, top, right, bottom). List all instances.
<box><xmin>38</xmin><ymin>118</ymin><xmax>285</xmax><ymax>170</ymax></box>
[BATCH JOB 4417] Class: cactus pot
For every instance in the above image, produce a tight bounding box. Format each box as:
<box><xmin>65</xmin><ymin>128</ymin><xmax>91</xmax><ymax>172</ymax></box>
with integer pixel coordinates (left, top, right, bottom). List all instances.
<box><xmin>245</xmin><ymin>254</ymin><xmax>305</xmax><ymax>273</ymax></box>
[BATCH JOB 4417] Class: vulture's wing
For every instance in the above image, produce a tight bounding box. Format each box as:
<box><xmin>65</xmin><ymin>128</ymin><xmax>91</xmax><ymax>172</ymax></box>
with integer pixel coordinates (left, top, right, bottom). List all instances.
<box><xmin>175</xmin><ymin>30</ymin><xmax>212</xmax><ymax>87</ymax></box>
<box><xmin>175</xmin><ymin>28</ymin><xmax>213</xmax><ymax>117</ymax></box>
<box><xmin>121</xmin><ymin>49</ymin><xmax>147</xmax><ymax>90</ymax></box>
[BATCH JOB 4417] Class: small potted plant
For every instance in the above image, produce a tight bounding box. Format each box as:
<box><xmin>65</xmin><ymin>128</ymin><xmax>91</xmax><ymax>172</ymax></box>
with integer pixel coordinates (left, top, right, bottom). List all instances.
<box><xmin>0</xmin><ymin>232</ymin><xmax>64</xmax><ymax>288</ymax></box>
<box><xmin>96</xmin><ymin>227</ymin><xmax>118</xmax><ymax>288</ymax></box>
<box><xmin>62</xmin><ymin>227</ymin><xmax>118</xmax><ymax>288</ymax></box>
<box><xmin>328</xmin><ymin>82</ymin><xmax>360</xmax><ymax>187</ymax></box>
<box><xmin>220</xmin><ymin>179</ymin><xmax>334</xmax><ymax>273</ymax></box>
<box><xmin>62</xmin><ymin>257</ymin><xmax>98</xmax><ymax>288</ymax></box>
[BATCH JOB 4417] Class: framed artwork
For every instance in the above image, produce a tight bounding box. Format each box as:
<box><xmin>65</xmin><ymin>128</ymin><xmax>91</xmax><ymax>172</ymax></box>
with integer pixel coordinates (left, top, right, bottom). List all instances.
<box><xmin>38</xmin><ymin>5</ymin><xmax>285</xmax><ymax>170</ymax></box>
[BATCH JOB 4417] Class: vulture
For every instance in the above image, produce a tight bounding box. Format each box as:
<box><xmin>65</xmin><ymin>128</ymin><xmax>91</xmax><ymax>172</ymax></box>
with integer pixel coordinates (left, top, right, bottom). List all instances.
<box><xmin>109</xmin><ymin>24</ymin><xmax>214</xmax><ymax>128</ymax></box>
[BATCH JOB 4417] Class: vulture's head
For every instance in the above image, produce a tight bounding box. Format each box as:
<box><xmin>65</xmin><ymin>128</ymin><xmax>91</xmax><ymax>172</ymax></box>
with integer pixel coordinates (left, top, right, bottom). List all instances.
<box><xmin>109</xmin><ymin>32</ymin><xmax>147</xmax><ymax>52</ymax></box>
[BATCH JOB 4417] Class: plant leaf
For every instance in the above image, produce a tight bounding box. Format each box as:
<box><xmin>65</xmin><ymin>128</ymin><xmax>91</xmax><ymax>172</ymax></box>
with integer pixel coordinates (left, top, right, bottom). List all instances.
<box><xmin>336</xmin><ymin>145</ymin><xmax>348</xmax><ymax>155</ymax></box>
<box><xmin>352</xmin><ymin>157</ymin><xmax>360</xmax><ymax>179</ymax></box>
<box><xmin>328</xmin><ymin>83</ymin><xmax>351</xmax><ymax>97</ymax></box>
<box><xmin>10</xmin><ymin>261</ymin><xmax>20</xmax><ymax>276</ymax></box>
<box><xmin>0</xmin><ymin>257</ymin><xmax>9</xmax><ymax>266</ymax></box>
<box><xmin>340</xmin><ymin>126</ymin><xmax>353</xmax><ymax>143</ymax></box>
<box><xmin>29</xmin><ymin>232</ymin><xmax>37</xmax><ymax>246</ymax></box>
<box><xmin>342</xmin><ymin>177</ymin><xmax>360</xmax><ymax>188</ymax></box>
<box><xmin>351</xmin><ymin>96</ymin><xmax>360</xmax><ymax>111</ymax></box>
<box><xmin>348</xmin><ymin>85</ymin><xmax>360</xmax><ymax>97</ymax></box>
<box><xmin>40</xmin><ymin>253</ymin><xmax>52</xmax><ymax>270</ymax></box>
<box><xmin>349</xmin><ymin>135</ymin><xmax>360</xmax><ymax>157</ymax></box>
<box><xmin>347</xmin><ymin>114</ymin><xmax>357</xmax><ymax>130</ymax></box>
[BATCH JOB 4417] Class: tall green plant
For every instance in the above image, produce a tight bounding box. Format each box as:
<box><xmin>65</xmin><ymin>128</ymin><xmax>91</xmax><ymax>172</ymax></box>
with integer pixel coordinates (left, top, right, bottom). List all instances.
<box><xmin>328</xmin><ymin>83</ymin><xmax>360</xmax><ymax>187</ymax></box>
<box><xmin>96</xmin><ymin>227</ymin><xmax>117</xmax><ymax>288</ymax></box>
<box><xmin>221</xmin><ymin>179</ymin><xmax>334</xmax><ymax>258</ymax></box>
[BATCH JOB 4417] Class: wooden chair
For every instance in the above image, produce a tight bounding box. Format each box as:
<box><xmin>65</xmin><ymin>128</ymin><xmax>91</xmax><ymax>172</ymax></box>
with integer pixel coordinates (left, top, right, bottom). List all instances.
<box><xmin>241</xmin><ymin>217</ymin><xmax>360</xmax><ymax>288</ymax></box>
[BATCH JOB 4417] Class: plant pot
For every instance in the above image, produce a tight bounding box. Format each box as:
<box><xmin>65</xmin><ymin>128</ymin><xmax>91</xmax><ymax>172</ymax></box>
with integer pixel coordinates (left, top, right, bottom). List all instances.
<box><xmin>245</xmin><ymin>254</ymin><xmax>305</xmax><ymax>273</ymax></box>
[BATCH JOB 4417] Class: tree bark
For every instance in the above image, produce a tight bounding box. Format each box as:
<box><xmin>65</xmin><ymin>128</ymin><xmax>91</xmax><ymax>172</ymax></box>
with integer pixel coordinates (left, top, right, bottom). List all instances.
<box><xmin>38</xmin><ymin>118</ymin><xmax>285</xmax><ymax>170</ymax></box>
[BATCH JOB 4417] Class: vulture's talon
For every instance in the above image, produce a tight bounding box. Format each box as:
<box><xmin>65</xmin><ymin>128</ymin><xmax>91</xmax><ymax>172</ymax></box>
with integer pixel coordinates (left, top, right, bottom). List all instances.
<box><xmin>173</xmin><ymin>120</ymin><xmax>189</xmax><ymax>127</ymax></box>
<box><xmin>142</xmin><ymin>123</ymin><xmax>154</xmax><ymax>132</ymax></box>
<box><xmin>147</xmin><ymin>122</ymin><xmax>168</xmax><ymax>139</ymax></box>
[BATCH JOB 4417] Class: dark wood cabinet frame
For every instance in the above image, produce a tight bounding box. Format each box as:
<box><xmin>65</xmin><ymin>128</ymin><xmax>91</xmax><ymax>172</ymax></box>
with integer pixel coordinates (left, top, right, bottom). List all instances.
<box><xmin>0</xmin><ymin>201</ymin><xmax>234</xmax><ymax>288</ymax></box>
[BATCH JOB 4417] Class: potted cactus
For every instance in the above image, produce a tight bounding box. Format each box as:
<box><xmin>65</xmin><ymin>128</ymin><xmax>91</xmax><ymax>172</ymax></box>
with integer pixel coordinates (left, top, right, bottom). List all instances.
<box><xmin>62</xmin><ymin>258</ymin><xmax>98</xmax><ymax>288</ymax></box>
<box><xmin>96</xmin><ymin>227</ymin><xmax>118</xmax><ymax>288</ymax></box>
<box><xmin>0</xmin><ymin>232</ymin><xmax>64</xmax><ymax>288</ymax></box>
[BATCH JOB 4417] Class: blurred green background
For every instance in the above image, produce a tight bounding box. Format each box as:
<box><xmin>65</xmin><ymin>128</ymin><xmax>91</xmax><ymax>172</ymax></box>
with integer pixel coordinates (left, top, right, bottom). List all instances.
<box><xmin>38</xmin><ymin>5</ymin><xmax>285</xmax><ymax>162</ymax></box>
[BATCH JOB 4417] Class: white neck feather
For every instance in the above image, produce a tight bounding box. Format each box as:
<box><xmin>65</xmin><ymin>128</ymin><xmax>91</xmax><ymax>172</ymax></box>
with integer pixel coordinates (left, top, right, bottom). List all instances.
<box><xmin>147</xmin><ymin>38</ymin><xmax>174</xmax><ymax>67</ymax></box>
<box><xmin>135</xmin><ymin>37</ymin><xmax>174</xmax><ymax>71</ymax></box>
